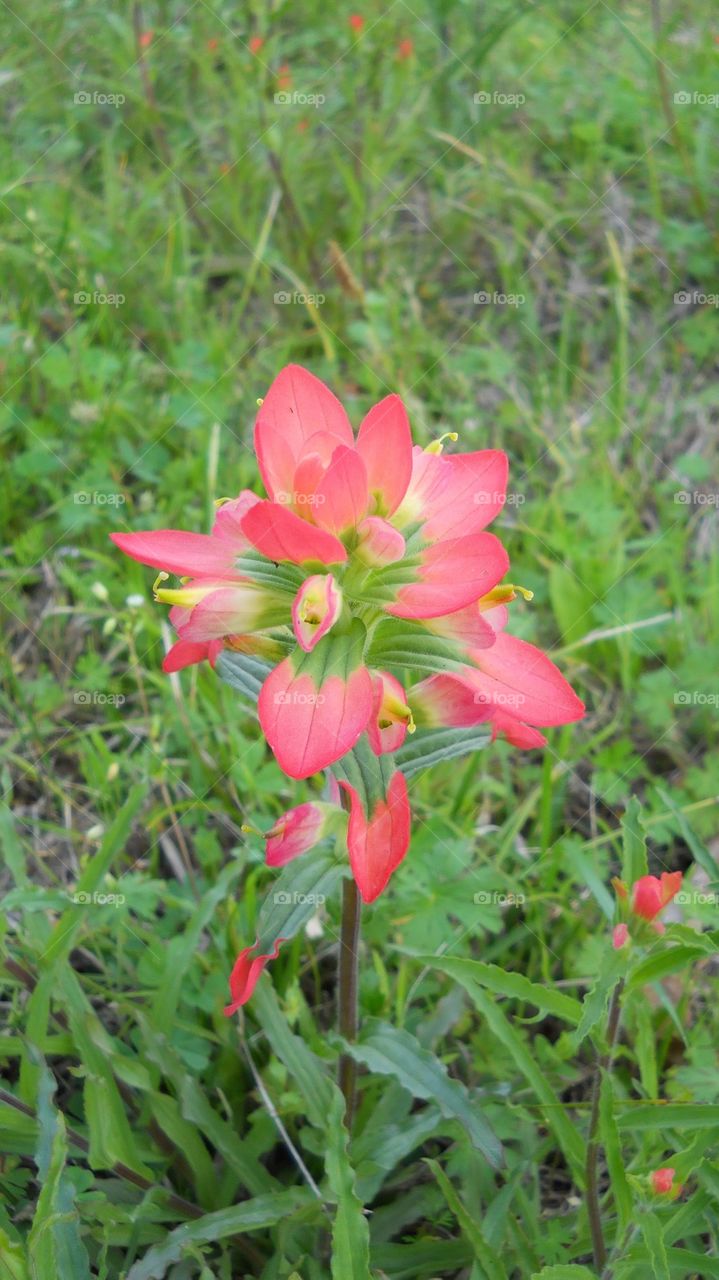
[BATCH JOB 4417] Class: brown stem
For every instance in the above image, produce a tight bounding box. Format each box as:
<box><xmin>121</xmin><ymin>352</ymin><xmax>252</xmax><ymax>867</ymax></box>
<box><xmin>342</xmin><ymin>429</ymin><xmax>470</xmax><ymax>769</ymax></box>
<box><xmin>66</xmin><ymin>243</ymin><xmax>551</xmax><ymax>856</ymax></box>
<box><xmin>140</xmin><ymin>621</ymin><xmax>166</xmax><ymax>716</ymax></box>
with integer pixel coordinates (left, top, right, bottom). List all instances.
<box><xmin>585</xmin><ymin>979</ymin><xmax>625</xmax><ymax>1271</ymax></box>
<box><xmin>338</xmin><ymin>876</ymin><xmax>361</xmax><ymax>1125</ymax></box>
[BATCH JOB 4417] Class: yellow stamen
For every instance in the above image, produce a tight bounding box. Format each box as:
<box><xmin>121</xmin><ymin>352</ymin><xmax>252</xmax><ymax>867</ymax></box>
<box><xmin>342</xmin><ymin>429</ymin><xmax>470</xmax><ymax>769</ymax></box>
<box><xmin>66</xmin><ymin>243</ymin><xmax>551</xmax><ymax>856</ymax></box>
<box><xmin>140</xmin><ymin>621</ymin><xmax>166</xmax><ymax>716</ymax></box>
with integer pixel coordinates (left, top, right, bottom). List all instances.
<box><xmin>154</xmin><ymin>585</ymin><xmax>209</xmax><ymax>606</ymax></box>
<box><xmin>425</xmin><ymin>431</ymin><xmax>459</xmax><ymax>456</ymax></box>
<box><xmin>214</xmin><ymin>496</ymin><xmax>233</xmax><ymax>508</ymax></box>
<box><xmin>152</xmin><ymin>571</ymin><xmax>169</xmax><ymax>594</ymax></box>
<box><xmin>480</xmin><ymin>582</ymin><xmax>534</xmax><ymax>607</ymax></box>
<box><xmin>256</xmin><ymin>397</ymin><xmax>264</xmax><ymax>406</ymax></box>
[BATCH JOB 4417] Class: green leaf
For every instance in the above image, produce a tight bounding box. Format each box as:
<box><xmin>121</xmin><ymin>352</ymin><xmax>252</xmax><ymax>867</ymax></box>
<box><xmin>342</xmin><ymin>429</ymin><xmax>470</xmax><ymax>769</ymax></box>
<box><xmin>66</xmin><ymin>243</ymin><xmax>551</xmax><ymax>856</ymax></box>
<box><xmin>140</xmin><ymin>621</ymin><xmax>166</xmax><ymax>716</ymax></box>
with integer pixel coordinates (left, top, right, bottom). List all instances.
<box><xmin>618</xmin><ymin>1103</ymin><xmax>719</xmax><ymax>1132</ymax></box>
<box><xmin>366</xmin><ymin>618</ymin><xmax>473</xmax><ymax>675</ymax></box>
<box><xmin>125</xmin><ymin>1190</ymin><xmax>317</xmax><ymax>1280</ymax></box>
<box><xmin>639</xmin><ymin>1212</ymin><xmax>670</xmax><ymax>1280</ymax></box>
<box><xmin>339</xmin><ymin>1018</ymin><xmax>503</xmax><ymax>1170</ymax></box>
<box><xmin>395</xmin><ymin>726</ymin><xmax>491</xmax><ymax>778</ymax></box>
<box><xmin>426</xmin><ymin>1158</ymin><xmax>508</xmax><ymax>1280</ymax></box>
<box><xmin>599</xmin><ymin>1073</ymin><xmax>632</xmax><ymax>1233</ymax></box>
<box><xmin>56</xmin><ymin>969</ymin><xmax>153</xmax><ymax>1179</ymax></box>
<box><xmin>40</xmin><ymin>784</ymin><xmax>147</xmax><ymax>968</ymax></box>
<box><xmin>0</xmin><ymin>1229</ymin><xmax>29</xmax><ymax>1280</ymax></box>
<box><xmin>421</xmin><ymin>955</ymin><xmax>583</xmax><ymax>1025</ymax></box>
<box><xmin>573</xmin><ymin>949</ymin><xmax>626</xmax><ymax>1047</ymax></box>
<box><xmin>215</xmin><ymin>649</ymin><xmax>272</xmax><ymax>704</ymax></box>
<box><xmin>251</xmin><ymin>976</ymin><xmax>333</xmax><ymax>1130</ymax></box>
<box><xmin>622</xmin><ymin>796</ymin><xmax>648</xmax><ymax>884</ymax></box>
<box><xmin>654</xmin><ymin>786</ymin><xmax>717</xmax><ymax>883</ymax></box>
<box><xmin>27</xmin><ymin>1051</ymin><xmax>90</xmax><ymax>1280</ymax></box>
<box><xmin>625</xmin><ymin>945</ymin><xmax>707</xmax><ymax>993</ymax></box>
<box><xmin>531</xmin><ymin>1269</ymin><xmax>597</xmax><ymax>1279</ymax></box>
<box><xmin>147</xmin><ymin>1091</ymin><xmax>216</xmax><ymax>1209</ymax></box>
<box><xmin>254</xmin><ymin>845</ymin><xmax>347</xmax><ymax>956</ymax></box>
<box><xmin>447</xmin><ymin>985</ymin><xmax>584</xmax><ymax>1181</ymax></box>
<box><xmin>326</xmin><ymin>1086</ymin><xmax>371</xmax><ymax>1280</ymax></box>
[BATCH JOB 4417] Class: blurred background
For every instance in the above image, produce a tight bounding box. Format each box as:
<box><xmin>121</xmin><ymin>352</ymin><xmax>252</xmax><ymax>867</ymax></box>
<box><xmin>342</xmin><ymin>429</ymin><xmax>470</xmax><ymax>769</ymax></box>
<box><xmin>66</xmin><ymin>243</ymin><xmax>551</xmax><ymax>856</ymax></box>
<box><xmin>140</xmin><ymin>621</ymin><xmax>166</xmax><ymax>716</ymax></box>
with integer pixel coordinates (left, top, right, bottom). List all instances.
<box><xmin>1</xmin><ymin>0</ymin><xmax>718</xmax><ymax>1270</ymax></box>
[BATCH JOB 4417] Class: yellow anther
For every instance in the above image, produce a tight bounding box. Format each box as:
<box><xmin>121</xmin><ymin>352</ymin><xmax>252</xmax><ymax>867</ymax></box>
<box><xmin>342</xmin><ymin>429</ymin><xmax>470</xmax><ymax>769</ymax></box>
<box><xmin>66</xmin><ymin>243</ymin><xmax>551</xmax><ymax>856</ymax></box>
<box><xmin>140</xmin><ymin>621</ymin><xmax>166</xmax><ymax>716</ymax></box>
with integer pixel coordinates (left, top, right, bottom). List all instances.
<box><xmin>214</xmin><ymin>496</ymin><xmax>233</xmax><ymax>508</ymax></box>
<box><xmin>152</xmin><ymin>571</ymin><xmax>169</xmax><ymax>594</ymax></box>
<box><xmin>425</xmin><ymin>431</ymin><xmax>459</xmax><ymax>456</ymax></box>
<box><xmin>480</xmin><ymin>582</ymin><xmax>534</xmax><ymax>608</ymax></box>
<box><xmin>256</xmin><ymin>397</ymin><xmax>264</xmax><ymax>406</ymax></box>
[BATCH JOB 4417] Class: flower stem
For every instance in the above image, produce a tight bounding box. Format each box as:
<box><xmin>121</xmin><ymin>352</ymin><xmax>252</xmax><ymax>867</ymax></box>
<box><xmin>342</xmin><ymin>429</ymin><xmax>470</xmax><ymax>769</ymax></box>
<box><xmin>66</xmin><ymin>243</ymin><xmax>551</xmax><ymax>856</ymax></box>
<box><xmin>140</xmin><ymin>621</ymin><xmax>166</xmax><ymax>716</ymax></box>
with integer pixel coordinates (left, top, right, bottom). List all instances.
<box><xmin>585</xmin><ymin>979</ymin><xmax>625</xmax><ymax>1271</ymax></box>
<box><xmin>338</xmin><ymin>876</ymin><xmax>361</xmax><ymax>1124</ymax></box>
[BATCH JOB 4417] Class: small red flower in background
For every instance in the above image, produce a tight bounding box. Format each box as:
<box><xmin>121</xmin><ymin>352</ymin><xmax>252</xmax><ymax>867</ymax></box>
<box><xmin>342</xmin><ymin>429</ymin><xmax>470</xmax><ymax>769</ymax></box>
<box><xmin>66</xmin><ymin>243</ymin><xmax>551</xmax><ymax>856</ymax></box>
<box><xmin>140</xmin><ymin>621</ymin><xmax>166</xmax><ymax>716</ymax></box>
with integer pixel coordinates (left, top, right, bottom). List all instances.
<box><xmin>632</xmin><ymin>872</ymin><xmax>682</xmax><ymax>921</ymax></box>
<box><xmin>397</xmin><ymin>38</ymin><xmax>414</xmax><ymax>60</ymax></box>
<box><xmin>249</xmin><ymin>35</ymin><xmax>264</xmax><ymax>55</ymax></box>
<box><xmin>207</xmin><ymin>37</ymin><xmax>219</xmax><ymax>52</ymax></box>
<box><xmin>139</xmin><ymin>29</ymin><xmax>154</xmax><ymax>49</ymax></box>
<box><xmin>611</xmin><ymin>871</ymin><xmax>682</xmax><ymax>947</ymax></box>
<box><xmin>349</xmin><ymin>14</ymin><xmax>365</xmax><ymax>33</ymax></box>
<box><xmin>651</xmin><ymin>1167</ymin><xmax>678</xmax><ymax>1196</ymax></box>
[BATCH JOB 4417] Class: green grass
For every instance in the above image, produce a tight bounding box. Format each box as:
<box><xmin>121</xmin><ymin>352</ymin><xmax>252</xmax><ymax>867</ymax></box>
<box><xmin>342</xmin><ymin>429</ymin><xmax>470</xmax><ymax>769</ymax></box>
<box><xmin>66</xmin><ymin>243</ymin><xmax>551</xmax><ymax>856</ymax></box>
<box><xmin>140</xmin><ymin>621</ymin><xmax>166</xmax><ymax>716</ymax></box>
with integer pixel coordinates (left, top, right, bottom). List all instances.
<box><xmin>1</xmin><ymin>1</ymin><xmax>719</xmax><ymax>1276</ymax></box>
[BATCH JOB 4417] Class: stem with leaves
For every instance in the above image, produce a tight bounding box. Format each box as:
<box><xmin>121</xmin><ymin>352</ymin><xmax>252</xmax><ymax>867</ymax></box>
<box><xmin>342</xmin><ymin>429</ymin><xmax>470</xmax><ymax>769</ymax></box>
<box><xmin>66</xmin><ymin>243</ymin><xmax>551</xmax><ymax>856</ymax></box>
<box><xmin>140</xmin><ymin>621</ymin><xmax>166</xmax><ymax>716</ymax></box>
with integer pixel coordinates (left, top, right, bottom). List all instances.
<box><xmin>338</xmin><ymin>876</ymin><xmax>361</xmax><ymax>1124</ymax></box>
<box><xmin>585</xmin><ymin>979</ymin><xmax>625</xmax><ymax>1271</ymax></box>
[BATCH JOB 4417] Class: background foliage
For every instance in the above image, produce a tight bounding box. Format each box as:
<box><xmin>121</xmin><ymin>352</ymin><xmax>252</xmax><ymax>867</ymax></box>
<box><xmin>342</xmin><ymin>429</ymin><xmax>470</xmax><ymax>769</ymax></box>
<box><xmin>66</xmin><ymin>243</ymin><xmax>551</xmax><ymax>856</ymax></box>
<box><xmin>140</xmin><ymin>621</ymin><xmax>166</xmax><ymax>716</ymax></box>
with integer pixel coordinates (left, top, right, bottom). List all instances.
<box><xmin>1</xmin><ymin>1</ymin><xmax>718</xmax><ymax>1276</ymax></box>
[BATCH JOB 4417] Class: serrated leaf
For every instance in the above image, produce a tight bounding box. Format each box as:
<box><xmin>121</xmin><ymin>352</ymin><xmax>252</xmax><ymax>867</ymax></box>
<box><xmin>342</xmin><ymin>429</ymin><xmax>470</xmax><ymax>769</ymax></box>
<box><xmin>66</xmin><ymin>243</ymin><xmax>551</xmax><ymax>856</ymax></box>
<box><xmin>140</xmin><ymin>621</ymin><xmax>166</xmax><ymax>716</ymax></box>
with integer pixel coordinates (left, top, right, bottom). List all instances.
<box><xmin>339</xmin><ymin>1018</ymin><xmax>503</xmax><ymax>1170</ymax></box>
<box><xmin>125</xmin><ymin>1190</ymin><xmax>317</xmax><ymax>1280</ymax></box>
<box><xmin>395</xmin><ymin>726</ymin><xmax>491</xmax><ymax>778</ymax></box>
<box><xmin>326</xmin><ymin>1086</ymin><xmax>371</xmax><ymax>1280</ymax></box>
<box><xmin>421</xmin><ymin>955</ymin><xmax>583</xmax><ymax>1025</ymax></box>
<box><xmin>573</xmin><ymin>948</ymin><xmax>626</xmax><ymax>1047</ymax></box>
<box><xmin>639</xmin><ymin>1212</ymin><xmax>670</xmax><ymax>1280</ymax></box>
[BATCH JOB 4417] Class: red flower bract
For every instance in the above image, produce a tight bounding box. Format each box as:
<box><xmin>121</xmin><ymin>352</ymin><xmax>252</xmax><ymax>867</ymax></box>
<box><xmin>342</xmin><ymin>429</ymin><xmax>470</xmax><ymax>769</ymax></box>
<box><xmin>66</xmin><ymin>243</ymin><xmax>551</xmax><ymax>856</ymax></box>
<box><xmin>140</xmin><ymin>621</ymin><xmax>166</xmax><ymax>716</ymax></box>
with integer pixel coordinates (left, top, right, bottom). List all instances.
<box><xmin>112</xmin><ymin>363</ymin><xmax>585</xmax><ymax>920</ymax></box>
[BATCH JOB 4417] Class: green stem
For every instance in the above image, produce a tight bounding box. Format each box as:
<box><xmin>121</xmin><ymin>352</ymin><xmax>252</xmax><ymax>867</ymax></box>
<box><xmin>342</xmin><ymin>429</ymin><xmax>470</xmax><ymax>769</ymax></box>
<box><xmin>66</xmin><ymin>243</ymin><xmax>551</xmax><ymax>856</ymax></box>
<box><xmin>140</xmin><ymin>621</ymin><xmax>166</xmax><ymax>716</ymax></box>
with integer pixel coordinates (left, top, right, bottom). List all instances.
<box><xmin>338</xmin><ymin>876</ymin><xmax>361</xmax><ymax>1125</ymax></box>
<box><xmin>585</xmin><ymin>979</ymin><xmax>625</xmax><ymax>1271</ymax></box>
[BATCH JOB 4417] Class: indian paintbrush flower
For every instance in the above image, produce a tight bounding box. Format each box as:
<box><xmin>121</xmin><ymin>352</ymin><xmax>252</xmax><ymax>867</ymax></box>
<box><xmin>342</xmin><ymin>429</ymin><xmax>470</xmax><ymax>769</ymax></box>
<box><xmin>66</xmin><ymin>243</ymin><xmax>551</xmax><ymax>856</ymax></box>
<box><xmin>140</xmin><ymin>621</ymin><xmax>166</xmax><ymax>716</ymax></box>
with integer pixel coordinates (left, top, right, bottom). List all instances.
<box><xmin>611</xmin><ymin>871</ymin><xmax>682</xmax><ymax>947</ymax></box>
<box><xmin>111</xmin><ymin>364</ymin><xmax>584</xmax><ymax>1002</ymax></box>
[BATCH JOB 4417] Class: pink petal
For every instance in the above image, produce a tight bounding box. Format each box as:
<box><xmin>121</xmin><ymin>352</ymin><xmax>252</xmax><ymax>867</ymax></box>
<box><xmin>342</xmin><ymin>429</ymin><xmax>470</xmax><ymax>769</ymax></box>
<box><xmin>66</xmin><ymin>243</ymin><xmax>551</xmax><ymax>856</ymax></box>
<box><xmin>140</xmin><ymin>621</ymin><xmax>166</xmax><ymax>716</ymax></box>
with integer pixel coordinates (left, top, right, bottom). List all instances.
<box><xmin>339</xmin><ymin>771</ymin><xmax>411</xmax><ymax>903</ymax></box>
<box><xmin>162</xmin><ymin>638</ymin><xmax>213</xmax><ymax>672</ymax></box>
<box><xmin>355</xmin><ymin>394</ymin><xmax>413</xmax><ymax>515</ymax></box>
<box><xmin>110</xmin><ymin>530</ymin><xmax>239</xmax><ymax>578</ymax></box>
<box><xmin>410</xmin><ymin>672</ymin><xmax>490</xmax><ymax>728</ymax></box>
<box><xmin>367</xmin><ymin>671</ymin><xmax>412</xmax><ymax>754</ymax></box>
<box><xmin>420</xmin><ymin>450</ymin><xmax>509</xmax><ymax>541</ymax></box>
<box><xmin>471</xmin><ymin>631</ymin><xmax>585</xmax><ymax>727</ymax></box>
<box><xmin>212</xmin><ymin>491</ymin><xmax>261</xmax><ymax>544</ymax></box>
<box><xmin>241</xmin><ymin>500</ymin><xmax>347</xmax><ymax>565</ymax></box>
<box><xmin>313</xmin><ymin>445</ymin><xmax>369</xmax><ymax>534</ymax></box>
<box><xmin>490</xmin><ymin>709</ymin><xmax>547</xmax><ymax>749</ymax></box>
<box><xmin>258</xmin><ymin>663</ymin><xmax>374</xmax><ymax>779</ymax></box>
<box><xmin>388</xmin><ymin>533</ymin><xmax>509</xmax><ymax>619</ymax></box>
<box><xmin>425</xmin><ymin>600</ymin><xmax>497</xmax><ymax>649</ymax></box>
<box><xmin>177</xmin><ymin>585</ymin><xmax>269</xmax><ymax>641</ymax></box>
<box><xmin>254</xmin><ymin>365</ymin><xmax>354</xmax><ymax>501</ymax></box>
<box><xmin>292</xmin><ymin>574</ymin><xmax>343</xmax><ymax>652</ymax></box>
<box><xmin>223</xmin><ymin>937</ymin><xmax>284</xmax><ymax>1013</ymax></box>
<box><xmin>265</xmin><ymin>802</ymin><xmax>326</xmax><ymax>867</ymax></box>
<box><xmin>356</xmin><ymin>516</ymin><xmax>406</xmax><ymax>566</ymax></box>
